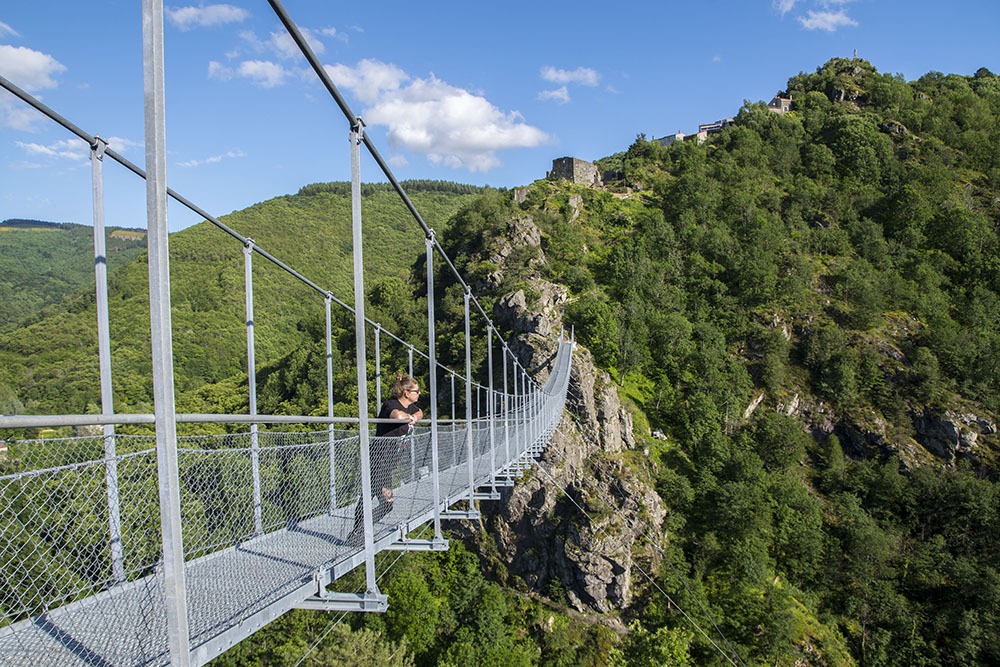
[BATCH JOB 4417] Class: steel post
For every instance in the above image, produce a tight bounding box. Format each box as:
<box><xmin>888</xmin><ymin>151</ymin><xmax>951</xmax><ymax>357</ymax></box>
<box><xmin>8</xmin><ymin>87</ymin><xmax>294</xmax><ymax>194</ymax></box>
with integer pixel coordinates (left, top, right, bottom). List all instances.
<box><xmin>374</xmin><ymin>324</ymin><xmax>382</xmax><ymax>408</ymax></box>
<box><xmin>244</xmin><ymin>242</ymin><xmax>263</xmax><ymax>536</ymax></box>
<box><xmin>326</xmin><ymin>295</ymin><xmax>337</xmax><ymax>513</ymax></box>
<box><xmin>464</xmin><ymin>289</ymin><xmax>475</xmax><ymax>499</ymax></box>
<box><xmin>142</xmin><ymin>0</ymin><xmax>190</xmax><ymax>662</ymax></box>
<box><xmin>425</xmin><ymin>232</ymin><xmax>443</xmax><ymax>541</ymax></box>
<box><xmin>487</xmin><ymin>327</ymin><xmax>497</xmax><ymax>493</ymax></box>
<box><xmin>502</xmin><ymin>344</ymin><xmax>510</xmax><ymax>469</ymax></box>
<box><xmin>450</xmin><ymin>373</ymin><xmax>457</xmax><ymax>467</ymax></box>
<box><xmin>91</xmin><ymin>137</ymin><xmax>124</xmax><ymax>584</ymax></box>
<box><xmin>350</xmin><ymin>119</ymin><xmax>379</xmax><ymax>595</ymax></box>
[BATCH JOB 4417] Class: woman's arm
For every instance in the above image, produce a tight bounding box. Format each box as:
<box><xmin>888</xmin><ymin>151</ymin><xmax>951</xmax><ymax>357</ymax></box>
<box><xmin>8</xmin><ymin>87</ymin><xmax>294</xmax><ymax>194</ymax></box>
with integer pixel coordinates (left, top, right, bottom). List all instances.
<box><xmin>390</xmin><ymin>406</ymin><xmax>421</xmax><ymax>424</ymax></box>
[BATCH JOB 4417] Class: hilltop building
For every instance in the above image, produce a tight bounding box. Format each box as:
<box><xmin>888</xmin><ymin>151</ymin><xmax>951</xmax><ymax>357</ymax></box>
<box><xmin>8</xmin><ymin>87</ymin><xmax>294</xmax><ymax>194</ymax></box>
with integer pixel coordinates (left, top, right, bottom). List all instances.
<box><xmin>654</xmin><ymin>117</ymin><xmax>734</xmax><ymax>147</ymax></box>
<box><xmin>654</xmin><ymin>92</ymin><xmax>791</xmax><ymax>147</ymax></box>
<box><xmin>547</xmin><ymin>157</ymin><xmax>602</xmax><ymax>187</ymax></box>
<box><xmin>768</xmin><ymin>94</ymin><xmax>792</xmax><ymax>113</ymax></box>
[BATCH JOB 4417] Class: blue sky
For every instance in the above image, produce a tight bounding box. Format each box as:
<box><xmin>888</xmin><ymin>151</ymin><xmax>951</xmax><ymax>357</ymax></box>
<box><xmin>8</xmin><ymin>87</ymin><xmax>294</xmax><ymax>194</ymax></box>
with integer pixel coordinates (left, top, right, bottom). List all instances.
<box><xmin>1</xmin><ymin>0</ymin><xmax>997</xmax><ymax>231</ymax></box>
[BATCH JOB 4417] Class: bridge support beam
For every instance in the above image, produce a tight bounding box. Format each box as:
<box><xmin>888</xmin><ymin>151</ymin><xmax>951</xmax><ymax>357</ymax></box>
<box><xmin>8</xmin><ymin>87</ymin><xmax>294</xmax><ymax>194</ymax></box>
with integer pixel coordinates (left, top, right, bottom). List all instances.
<box><xmin>463</xmin><ymin>288</ymin><xmax>477</xmax><ymax>512</ymax></box>
<box><xmin>295</xmin><ymin>592</ymin><xmax>388</xmax><ymax>613</ymax></box>
<box><xmin>425</xmin><ymin>232</ymin><xmax>444</xmax><ymax>543</ymax></box>
<box><xmin>386</xmin><ymin>537</ymin><xmax>449</xmax><ymax>552</ymax></box>
<box><xmin>349</xmin><ymin>116</ymin><xmax>382</xmax><ymax>601</ymax></box>
<box><xmin>326</xmin><ymin>294</ymin><xmax>338</xmax><ymax>513</ymax></box>
<box><xmin>91</xmin><ymin>136</ymin><xmax>125</xmax><ymax>585</ymax></box>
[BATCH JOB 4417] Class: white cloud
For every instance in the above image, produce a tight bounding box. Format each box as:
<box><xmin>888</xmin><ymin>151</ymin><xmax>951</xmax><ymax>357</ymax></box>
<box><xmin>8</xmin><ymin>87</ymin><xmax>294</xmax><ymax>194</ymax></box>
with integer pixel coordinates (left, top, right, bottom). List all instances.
<box><xmin>102</xmin><ymin>136</ymin><xmax>142</xmax><ymax>154</ymax></box>
<box><xmin>798</xmin><ymin>9</ymin><xmax>858</xmax><ymax>31</ymax></box>
<box><xmin>0</xmin><ymin>44</ymin><xmax>66</xmax><ymax>91</ymax></box>
<box><xmin>177</xmin><ymin>148</ymin><xmax>246</xmax><ymax>168</ymax></box>
<box><xmin>773</xmin><ymin>0</ymin><xmax>797</xmax><ymax>16</ymax></box>
<box><xmin>237</xmin><ymin>60</ymin><xmax>291</xmax><ymax>87</ymax></box>
<box><xmin>325</xmin><ymin>58</ymin><xmax>409</xmax><ymax>105</ymax></box>
<box><xmin>775</xmin><ymin>1</ymin><xmax>858</xmax><ymax>29</ymax></box>
<box><xmin>270</xmin><ymin>29</ymin><xmax>325</xmax><ymax>60</ymax></box>
<box><xmin>540</xmin><ymin>66</ymin><xmax>599</xmax><ymax>87</ymax></box>
<box><xmin>16</xmin><ymin>138</ymin><xmax>90</xmax><ymax>161</ymax></box>
<box><xmin>0</xmin><ymin>45</ymin><xmax>67</xmax><ymax>129</ymax></box>
<box><xmin>207</xmin><ymin>60</ymin><xmax>233</xmax><ymax>81</ymax></box>
<box><xmin>354</xmin><ymin>71</ymin><xmax>550</xmax><ymax>172</ymax></box>
<box><xmin>0</xmin><ymin>21</ymin><xmax>19</xmax><ymax>37</ymax></box>
<box><xmin>2</xmin><ymin>104</ymin><xmax>41</xmax><ymax>131</ymax></box>
<box><xmin>538</xmin><ymin>86</ymin><xmax>570</xmax><ymax>104</ymax></box>
<box><xmin>166</xmin><ymin>4</ymin><xmax>250</xmax><ymax>31</ymax></box>
<box><xmin>15</xmin><ymin>136</ymin><xmax>140</xmax><ymax>161</ymax></box>
<box><xmin>239</xmin><ymin>27</ymin><xmax>327</xmax><ymax>61</ymax></box>
<box><xmin>209</xmin><ymin>54</ymin><xmax>549</xmax><ymax>172</ymax></box>
<box><xmin>11</xmin><ymin>160</ymin><xmax>42</xmax><ymax>170</ymax></box>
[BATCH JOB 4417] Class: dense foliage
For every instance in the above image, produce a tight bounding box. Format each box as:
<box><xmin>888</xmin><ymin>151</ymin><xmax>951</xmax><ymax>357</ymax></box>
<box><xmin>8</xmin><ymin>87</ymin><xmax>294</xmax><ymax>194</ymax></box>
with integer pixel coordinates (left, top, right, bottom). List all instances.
<box><xmin>525</xmin><ymin>59</ymin><xmax>999</xmax><ymax>665</ymax></box>
<box><xmin>212</xmin><ymin>542</ymin><xmax>618</xmax><ymax>667</ymax></box>
<box><xmin>0</xmin><ymin>220</ymin><xmax>146</xmax><ymax>332</ymax></box>
<box><xmin>0</xmin><ymin>186</ymin><xmax>480</xmax><ymax>420</ymax></box>
<box><xmin>4</xmin><ymin>60</ymin><xmax>1000</xmax><ymax>665</ymax></box>
<box><xmin>208</xmin><ymin>59</ymin><xmax>1000</xmax><ymax>667</ymax></box>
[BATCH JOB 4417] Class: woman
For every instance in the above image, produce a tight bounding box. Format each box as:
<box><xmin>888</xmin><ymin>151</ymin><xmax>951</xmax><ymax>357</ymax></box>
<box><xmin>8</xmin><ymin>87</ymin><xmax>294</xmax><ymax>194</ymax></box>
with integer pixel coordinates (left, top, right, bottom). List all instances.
<box><xmin>348</xmin><ymin>373</ymin><xmax>423</xmax><ymax>544</ymax></box>
<box><xmin>372</xmin><ymin>374</ymin><xmax>423</xmax><ymax>504</ymax></box>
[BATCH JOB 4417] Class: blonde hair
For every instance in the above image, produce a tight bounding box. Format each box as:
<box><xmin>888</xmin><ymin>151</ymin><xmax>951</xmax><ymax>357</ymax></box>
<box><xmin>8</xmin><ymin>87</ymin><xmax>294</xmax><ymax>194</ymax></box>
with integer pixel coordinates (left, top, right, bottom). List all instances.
<box><xmin>390</xmin><ymin>373</ymin><xmax>418</xmax><ymax>399</ymax></box>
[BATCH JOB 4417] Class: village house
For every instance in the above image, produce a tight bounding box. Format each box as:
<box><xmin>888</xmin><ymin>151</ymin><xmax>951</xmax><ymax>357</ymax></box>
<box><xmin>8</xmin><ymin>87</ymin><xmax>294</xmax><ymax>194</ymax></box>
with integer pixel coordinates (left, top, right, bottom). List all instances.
<box><xmin>655</xmin><ymin>92</ymin><xmax>791</xmax><ymax>147</ymax></box>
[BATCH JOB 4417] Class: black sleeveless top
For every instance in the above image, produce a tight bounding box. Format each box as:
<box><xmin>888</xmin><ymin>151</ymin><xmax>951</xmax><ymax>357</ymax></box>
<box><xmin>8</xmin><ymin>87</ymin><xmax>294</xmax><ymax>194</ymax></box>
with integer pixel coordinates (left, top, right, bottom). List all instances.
<box><xmin>375</xmin><ymin>397</ymin><xmax>420</xmax><ymax>437</ymax></box>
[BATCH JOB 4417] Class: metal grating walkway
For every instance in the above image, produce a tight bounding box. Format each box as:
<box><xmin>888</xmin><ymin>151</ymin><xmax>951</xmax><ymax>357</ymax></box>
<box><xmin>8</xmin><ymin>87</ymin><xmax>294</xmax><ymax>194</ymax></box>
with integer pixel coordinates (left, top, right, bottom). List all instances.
<box><xmin>0</xmin><ymin>431</ymin><xmax>537</xmax><ymax>667</ymax></box>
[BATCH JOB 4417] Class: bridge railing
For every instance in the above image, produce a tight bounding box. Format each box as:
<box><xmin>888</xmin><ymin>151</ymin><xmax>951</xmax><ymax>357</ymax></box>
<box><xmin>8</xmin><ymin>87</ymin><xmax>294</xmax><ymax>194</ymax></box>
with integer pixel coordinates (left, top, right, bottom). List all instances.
<box><xmin>0</xmin><ymin>0</ymin><xmax>576</xmax><ymax>663</ymax></box>
<box><xmin>0</xmin><ymin>335</ymin><xmax>571</xmax><ymax>664</ymax></box>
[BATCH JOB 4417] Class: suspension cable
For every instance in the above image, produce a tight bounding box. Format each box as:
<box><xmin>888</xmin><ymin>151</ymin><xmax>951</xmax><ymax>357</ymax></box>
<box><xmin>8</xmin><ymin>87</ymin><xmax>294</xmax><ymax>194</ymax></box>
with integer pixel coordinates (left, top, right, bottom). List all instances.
<box><xmin>532</xmin><ymin>457</ymin><xmax>743</xmax><ymax>667</ymax></box>
<box><xmin>558</xmin><ymin>388</ymin><xmax>746</xmax><ymax>663</ymax></box>
<box><xmin>290</xmin><ymin>524</ymin><xmax>431</xmax><ymax>667</ymax></box>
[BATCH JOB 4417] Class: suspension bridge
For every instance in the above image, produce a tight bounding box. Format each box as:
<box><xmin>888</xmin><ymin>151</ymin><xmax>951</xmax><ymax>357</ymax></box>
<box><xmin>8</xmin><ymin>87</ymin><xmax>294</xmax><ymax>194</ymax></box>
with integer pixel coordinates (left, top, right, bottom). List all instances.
<box><xmin>0</xmin><ymin>1</ymin><xmax>574</xmax><ymax>665</ymax></box>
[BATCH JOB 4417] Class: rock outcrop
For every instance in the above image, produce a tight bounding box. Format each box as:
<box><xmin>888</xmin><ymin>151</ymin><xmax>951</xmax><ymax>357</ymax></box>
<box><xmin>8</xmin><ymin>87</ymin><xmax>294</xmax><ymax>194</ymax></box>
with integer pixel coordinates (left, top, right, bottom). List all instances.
<box><xmin>462</xmin><ymin>203</ymin><xmax>665</xmax><ymax>614</ymax></box>
<box><xmin>912</xmin><ymin>410</ymin><xmax>997</xmax><ymax>462</ymax></box>
<box><xmin>475</xmin><ymin>305</ymin><xmax>664</xmax><ymax>613</ymax></box>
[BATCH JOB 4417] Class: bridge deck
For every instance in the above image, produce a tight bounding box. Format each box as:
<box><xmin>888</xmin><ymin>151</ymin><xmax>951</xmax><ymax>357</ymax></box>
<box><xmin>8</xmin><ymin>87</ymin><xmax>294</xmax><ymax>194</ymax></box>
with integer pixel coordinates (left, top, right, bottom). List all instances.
<box><xmin>0</xmin><ymin>448</ymin><xmax>519</xmax><ymax>667</ymax></box>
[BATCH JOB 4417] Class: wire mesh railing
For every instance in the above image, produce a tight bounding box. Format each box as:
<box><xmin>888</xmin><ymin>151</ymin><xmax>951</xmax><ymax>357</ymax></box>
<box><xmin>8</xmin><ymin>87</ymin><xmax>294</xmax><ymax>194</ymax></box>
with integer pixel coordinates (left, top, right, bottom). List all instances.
<box><xmin>0</xmin><ymin>0</ymin><xmax>577</xmax><ymax>663</ymax></box>
<box><xmin>0</xmin><ymin>334</ymin><xmax>573</xmax><ymax>666</ymax></box>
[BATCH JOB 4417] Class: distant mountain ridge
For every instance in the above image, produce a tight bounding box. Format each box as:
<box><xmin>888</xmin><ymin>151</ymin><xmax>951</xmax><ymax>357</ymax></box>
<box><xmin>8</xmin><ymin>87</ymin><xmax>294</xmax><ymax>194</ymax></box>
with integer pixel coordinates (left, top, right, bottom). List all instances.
<box><xmin>0</xmin><ymin>219</ymin><xmax>147</xmax><ymax>332</ymax></box>
<box><xmin>2</xmin><ymin>218</ymin><xmax>81</xmax><ymax>229</ymax></box>
<box><xmin>1</xmin><ymin>218</ymin><xmax>145</xmax><ymax>232</ymax></box>
<box><xmin>0</xmin><ymin>181</ymin><xmax>483</xmax><ymax>414</ymax></box>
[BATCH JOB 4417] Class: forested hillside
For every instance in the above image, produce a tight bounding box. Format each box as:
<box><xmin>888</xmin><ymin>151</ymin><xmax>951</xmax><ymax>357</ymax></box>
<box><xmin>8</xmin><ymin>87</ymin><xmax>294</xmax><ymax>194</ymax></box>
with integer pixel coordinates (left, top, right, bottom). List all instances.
<box><xmin>443</xmin><ymin>58</ymin><xmax>999</xmax><ymax>665</ymax></box>
<box><xmin>209</xmin><ymin>59</ymin><xmax>999</xmax><ymax>666</ymax></box>
<box><xmin>4</xmin><ymin>59</ymin><xmax>1000</xmax><ymax>665</ymax></box>
<box><xmin>0</xmin><ymin>220</ymin><xmax>146</xmax><ymax>332</ymax></box>
<box><xmin>0</xmin><ymin>182</ymin><xmax>481</xmax><ymax>419</ymax></box>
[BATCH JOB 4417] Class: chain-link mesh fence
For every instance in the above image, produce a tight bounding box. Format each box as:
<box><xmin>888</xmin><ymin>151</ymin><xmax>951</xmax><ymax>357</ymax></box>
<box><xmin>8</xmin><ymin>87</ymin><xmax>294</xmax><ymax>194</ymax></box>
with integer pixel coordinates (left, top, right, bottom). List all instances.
<box><xmin>0</xmin><ymin>338</ymin><xmax>573</xmax><ymax>665</ymax></box>
<box><xmin>0</xmin><ymin>427</ymin><xmax>366</xmax><ymax>664</ymax></box>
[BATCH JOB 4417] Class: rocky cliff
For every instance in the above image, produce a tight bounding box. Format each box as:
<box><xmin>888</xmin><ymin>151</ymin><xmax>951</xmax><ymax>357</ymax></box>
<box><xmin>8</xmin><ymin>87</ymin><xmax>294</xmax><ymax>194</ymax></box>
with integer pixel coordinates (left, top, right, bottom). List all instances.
<box><xmin>460</xmin><ymin>207</ymin><xmax>666</xmax><ymax>616</ymax></box>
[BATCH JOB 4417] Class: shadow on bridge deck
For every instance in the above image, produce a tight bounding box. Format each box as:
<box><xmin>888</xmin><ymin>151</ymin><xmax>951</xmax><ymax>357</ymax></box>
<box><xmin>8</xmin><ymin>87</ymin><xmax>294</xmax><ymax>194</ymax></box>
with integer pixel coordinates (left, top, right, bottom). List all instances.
<box><xmin>0</xmin><ymin>440</ymin><xmax>533</xmax><ymax>667</ymax></box>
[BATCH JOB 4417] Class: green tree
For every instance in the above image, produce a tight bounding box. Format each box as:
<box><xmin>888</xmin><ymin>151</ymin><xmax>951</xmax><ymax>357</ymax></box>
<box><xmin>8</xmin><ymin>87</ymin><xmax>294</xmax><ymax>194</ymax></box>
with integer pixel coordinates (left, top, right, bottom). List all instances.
<box><xmin>609</xmin><ymin>621</ymin><xmax>693</xmax><ymax>667</ymax></box>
